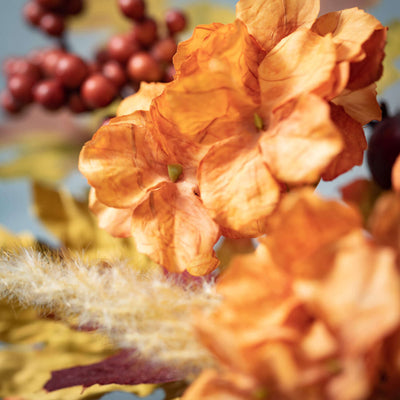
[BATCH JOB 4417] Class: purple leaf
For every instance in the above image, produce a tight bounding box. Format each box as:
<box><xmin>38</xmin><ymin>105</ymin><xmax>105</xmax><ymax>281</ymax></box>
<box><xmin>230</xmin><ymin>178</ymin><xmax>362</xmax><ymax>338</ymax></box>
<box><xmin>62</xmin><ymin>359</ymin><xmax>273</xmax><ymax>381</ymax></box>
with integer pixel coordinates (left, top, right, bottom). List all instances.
<box><xmin>44</xmin><ymin>349</ymin><xmax>185</xmax><ymax>391</ymax></box>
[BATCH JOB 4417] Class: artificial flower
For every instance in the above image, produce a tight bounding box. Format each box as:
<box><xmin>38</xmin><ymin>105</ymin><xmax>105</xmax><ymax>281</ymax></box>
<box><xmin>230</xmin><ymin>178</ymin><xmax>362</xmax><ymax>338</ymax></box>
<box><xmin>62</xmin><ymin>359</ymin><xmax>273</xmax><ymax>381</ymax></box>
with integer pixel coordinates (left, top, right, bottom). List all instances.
<box><xmin>184</xmin><ymin>189</ymin><xmax>400</xmax><ymax>400</ymax></box>
<box><xmin>79</xmin><ymin>107</ymin><xmax>219</xmax><ymax>275</ymax></box>
<box><xmin>152</xmin><ymin>0</ymin><xmax>386</xmax><ymax>236</ymax></box>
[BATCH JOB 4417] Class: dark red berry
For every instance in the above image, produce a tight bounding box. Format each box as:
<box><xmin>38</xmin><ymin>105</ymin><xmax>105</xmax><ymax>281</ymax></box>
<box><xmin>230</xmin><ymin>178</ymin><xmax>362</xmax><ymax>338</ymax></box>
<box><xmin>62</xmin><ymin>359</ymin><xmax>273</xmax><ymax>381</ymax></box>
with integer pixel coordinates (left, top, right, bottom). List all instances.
<box><xmin>55</xmin><ymin>54</ymin><xmax>88</xmax><ymax>88</ymax></box>
<box><xmin>367</xmin><ymin>112</ymin><xmax>400</xmax><ymax>189</ymax></box>
<box><xmin>39</xmin><ymin>13</ymin><xmax>65</xmax><ymax>37</ymax></box>
<box><xmin>41</xmin><ymin>48</ymin><xmax>65</xmax><ymax>76</ymax></box>
<box><xmin>4</xmin><ymin>58</ymin><xmax>41</xmax><ymax>81</ymax></box>
<box><xmin>151</xmin><ymin>38</ymin><xmax>177</xmax><ymax>63</ymax></box>
<box><xmin>132</xmin><ymin>18</ymin><xmax>158</xmax><ymax>47</ymax></box>
<box><xmin>81</xmin><ymin>74</ymin><xmax>118</xmax><ymax>108</ymax></box>
<box><xmin>102</xmin><ymin>61</ymin><xmax>127</xmax><ymax>88</ymax></box>
<box><xmin>36</xmin><ymin>0</ymin><xmax>65</xmax><ymax>10</ymax></box>
<box><xmin>164</xmin><ymin>63</ymin><xmax>175</xmax><ymax>82</ymax></box>
<box><xmin>68</xmin><ymin>92</ymin><xmax>88</xmax><ymax>113</ymax></box>
<box><xmin>118</xmin><ymin>0</ymin><xmax>146</xmax><ymax>21</ymax></box>
<box><xmin>65</xmin><ymin>0</ymin><xmax>84</xmax><ymax>15</ymax></box>
<box><xmin>165</xmin><ymin>10</ymin><xmax>187</xmax><ymax>34</ymax></box>
<box><xmin>127</xmin><ymin>52</ymin><xmax>162</xmax><ymax>82</ymax></box>
<box><xmin>8</xmin><ymin>74</ymin><xmax>37</xmax><ymax>103</ymax></box>
<box><xmin>1</xmin><ymin>91</ymin><xmax>23</xmax><ymax>114</ymax></box>
<box><xmin>33</xmin><ymin>79</ymin><xmax>66</xmax><ymax>110</ymax></box>
<box><xmin>23</xmin><ymin>1</ymin><xmax>45</xmax><ymax>26</ymax></box>
<box><xmin>107</xmin><ymin>34</ymin><xmax>140</xmax><ymax>63</ymax></box>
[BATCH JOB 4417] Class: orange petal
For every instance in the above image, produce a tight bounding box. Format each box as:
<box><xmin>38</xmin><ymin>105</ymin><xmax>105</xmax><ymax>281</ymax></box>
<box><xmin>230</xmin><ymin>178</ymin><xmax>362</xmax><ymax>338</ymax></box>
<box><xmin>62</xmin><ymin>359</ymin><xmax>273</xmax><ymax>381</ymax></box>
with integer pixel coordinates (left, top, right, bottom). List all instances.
<box><xmin>236</xmin><ymin>0</ymin><xmax>319</xmax><ymax>52</ymax></box>
<box><xmin>259</xmin><ymin>94</ymin><xmax>343</xmax><ymax>184</ymax></box>
<box><xmin>263</xmin><ymin>188</ymin><xmax>362</xmax><ymax>279</ymax></box>
<box><xmin>198</xmin><ymin>136</ymin><xmax>281</xmax><ymax>237</ymax></box>
<box><xmin>259</xmin><ymin>29</ymin><xmax>337</xmax><ymax>113</ymax></box>
<box><xmin>154</xmin><ymin>20</ymin><xmax>261</xmax><ymax>144</ymax></box>
<box><xmin>116</xmin><ymin>82</ymin><xmax>166</xmax><ymax>116</ymax></box>
<box><xmin>322</xmin><ymin>104</ymin><xmax>367</xmax><ymax>181</ymax></box>
<box><xmin>88</xmin><ymin>189</ymin><xmax>132</xmax><ymax>238</ymax></box>
<box><xmin>332</xmin><ymin>84</ymin><xmax>381</xmax><ymax>125</ymax></box>
<box><xmin>312</xmin><ymin>8</ymin><xmax>384</xmax><ymax>63</ymax></box>
<box><xmin>130</xmin><ymin>182</ymin><xmax>220</xmax><ymax>275</ymax></box>
<box><xmin>307</xmin><ymin>231</ymin><xmax>400</xmax><ymax>354</ymax></box>
<box><xmin>392</xmin><ymin>155</ymin><xmax>400</xmax><ymax>193</ymax></box>
<box><xmin>347</xmin><ymin>27</ymin><xmax>387</xmax><ymax>90</ymax></box>
<box><xmin>79</xmin><ymin>112</ymin><xmax>168</xmax><ymax>209</ymax></box>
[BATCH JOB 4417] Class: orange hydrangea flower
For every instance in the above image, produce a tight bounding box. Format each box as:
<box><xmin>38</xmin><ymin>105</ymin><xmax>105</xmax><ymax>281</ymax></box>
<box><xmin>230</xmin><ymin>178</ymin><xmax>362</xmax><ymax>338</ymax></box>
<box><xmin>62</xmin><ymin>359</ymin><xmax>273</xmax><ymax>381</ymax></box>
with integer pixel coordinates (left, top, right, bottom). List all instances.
<box><xmin>152</xmin><ymin>0</ymin><xmax>386</xmax><ymax>237</ymax></box>
<box><xmin>79</xmin><ymin>84</ymin><xmax>220</xmax><ymax>275</ymax></box>
<box><xmin>185</xmin><ymin>189</ymin><xmax>400</xmax><ymax>400</ymax></box>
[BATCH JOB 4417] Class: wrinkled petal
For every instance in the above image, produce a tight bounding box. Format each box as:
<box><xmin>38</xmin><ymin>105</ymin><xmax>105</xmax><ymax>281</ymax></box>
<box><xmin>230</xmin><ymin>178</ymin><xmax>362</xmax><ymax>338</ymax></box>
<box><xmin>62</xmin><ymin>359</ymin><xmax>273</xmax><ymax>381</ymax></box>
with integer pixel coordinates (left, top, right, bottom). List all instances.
<box><xmin>88</xmin><ymin>189</ymin><xmax>132</xmax><ymax>238</ymax></box>
<box><xmin>130</xmin><ymin>182</ymin><xmax>220</xmax><ymax>275</ymax></box>
<box><xmin>154</xmin><ymin>20</ymin><xmax>262</xmax><ymax>144</ymax></box>
<box><xmin>117</xmin><ymin>82</ymin><xmax>166</xmax><ymax>117</ymax></box>
<box><xmin>302</xmin><ymin>231</ymin><xmax>400</xmax><ymax>354</ymax></box>
<box><xmin>312</xmin><ymin>8</ymin><xmax>384</xmax><ymax>62</ymax></box>
<box><xmin>259</xmin><ymin>29</ymin><xmax>337</xmax><ymax>113</ymax></box>
<box><xmin>347</xmin><ymin>28</ymin><xmax>387</xmax><ymax>90</ymax></box>
<box><xmin>263</xmin><ymin>188</ymin><xmax>362</xmax><ymax>279</ymax></box>
<box><xmin>332</xmin><ymin>84</ymin><xmax>381</xmax><ymax>125</ymax></box>
<box><xmin>259</xmin><ymin>95</ymin><xmax>343</xmax><ymax>184</ymax></box>
<box><xmin>236</xmin><ymin>0</ymin><xmax>319</xmax><ymax>52</ymax></box>
<box><xmin>322</xmin><ymin>104</ymin><xmax>367</xmax><ymax>180</ymax></box>
<box><xmin>79</xmin><ymin>112</ymin><xmax>169</xmax><ymax>209</ymax></box>
<box><xmin>198</xmin><ymin>136</ymin><xmax>281</xmax><ymax>237</ymax></box>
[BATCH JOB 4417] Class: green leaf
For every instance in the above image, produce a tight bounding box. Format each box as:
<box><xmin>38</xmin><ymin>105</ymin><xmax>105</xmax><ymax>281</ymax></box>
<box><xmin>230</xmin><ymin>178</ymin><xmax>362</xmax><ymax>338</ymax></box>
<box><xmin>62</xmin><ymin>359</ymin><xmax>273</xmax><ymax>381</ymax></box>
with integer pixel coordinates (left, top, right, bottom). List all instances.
<box><xmin>185</xmin><ymin>1</ymin><xmax>235</xmax><ymax>30</ymax></box>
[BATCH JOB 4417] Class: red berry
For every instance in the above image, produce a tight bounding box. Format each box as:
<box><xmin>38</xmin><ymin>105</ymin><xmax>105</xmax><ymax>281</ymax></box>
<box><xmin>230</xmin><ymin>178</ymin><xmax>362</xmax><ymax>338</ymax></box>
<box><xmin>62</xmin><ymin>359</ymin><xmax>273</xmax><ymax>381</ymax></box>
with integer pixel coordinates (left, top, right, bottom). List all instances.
<box><xmin>3</xmin><ymin>58</ymin><xmax>41</xmax><ymax>81</ymax></box>
<box><xmin>367</xmin><ymin>112</ymin><xmax>400</xmax><ymax>189</ymax></box>
<box><xmin>1</xmin><ymin>91</ymin><xmax>23</xmax><ymax>114</ymax></box>
<box><xmin>8</xmin><ymin>74</ymin><xmax>37</xmax><ymax>103</ymax></box>
<box><xmin>39</xmin><ymin>13</ymin><xmax>65</xmax><ymax>37</ymax></box>
<box><xmin>41</xmin><ymin>48</ymin><xmax>65</xmax><ymax>76</ymax></box>
<box><xmin>165</xmin><ymin>10</ymin><xmax>187</xmax><ymax>34</ymax></box>
<box><xmin>33</xmin><ymin>79</ymin><xmax>66</xmax><ymax>110</ymax></box>
<box><xmin>65</xmin><ymin>0</ymin><xmax>84</xmax><ymax>15</ymax></box>
<box><xmin>68</xmin><ymin>92</ymin><xmax>88</xmax><ymax>113</ymax></box>
<box><xmin>36</xmin><ymin>0</ymin><xmax>65</xmax><ymax>10</ymax></box>
<box><xmin>55</xmin><ymin>54</ymin><xmax>88</xmax><ymax>88</ymax></box>
<box><xmin>107</xmin><ymin>34</ymin><xmax>140</xmax><ymax>63</ymax></box>
<box><xmin>132</xmin><ymin>18</ymin><xmax>158</xmax><ymax>47</ymax></box>
<box><xmin>164</xmin><ymin>63</ymin><xmax>175</xmax><ymax>82</ymax></box>
<box><xmin>23</xmin><ymin>1</ymin><xmax>45</xmax><ymax>26</ymax></box>
<box><xmin>151</xmin><ymin>38</ymin><xmax>177</xmax><ymax>63</ymax></box>
<box><xmin>81</xmin><ymin>74</ymin><xmax>118</xmax><ymax>108</ymax></box>
<box><xmin>127</xmin><ymin>52</ymin><xmax>162</xmax><ymax>82</ymax></box>
<box><xmin>102</xmin><ymin>61</ymin><xmax>127</xmax><ymax>88</ymax></box>
<box><xmin>118</xmin><ymin>0</ymin><xmax>146</xmax><ymax>21</ymax></box>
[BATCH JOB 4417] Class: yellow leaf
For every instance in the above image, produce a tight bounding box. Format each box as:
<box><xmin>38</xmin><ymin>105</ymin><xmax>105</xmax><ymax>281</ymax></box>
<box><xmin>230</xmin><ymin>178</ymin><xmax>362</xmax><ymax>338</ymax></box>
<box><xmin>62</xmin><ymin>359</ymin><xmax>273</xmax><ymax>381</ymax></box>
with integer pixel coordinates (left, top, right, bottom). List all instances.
<box><xmin>0</xmin><ymin>134</ymin><xmax>80</xmax><ymax>184</ymax></box>
<box><xmin>378</xmin><ymin>19</ymin><xmax>400</xmax><ymax>92</ymax></box>
<box><xmin>0</xmin><ymin>226</ymin><xmax>34</xmax><ymax>249</ymax></box>
<box><xmin>32</xmin><ymin>182</ymin><xmax>157</xmax><ymax>270</ymax></box>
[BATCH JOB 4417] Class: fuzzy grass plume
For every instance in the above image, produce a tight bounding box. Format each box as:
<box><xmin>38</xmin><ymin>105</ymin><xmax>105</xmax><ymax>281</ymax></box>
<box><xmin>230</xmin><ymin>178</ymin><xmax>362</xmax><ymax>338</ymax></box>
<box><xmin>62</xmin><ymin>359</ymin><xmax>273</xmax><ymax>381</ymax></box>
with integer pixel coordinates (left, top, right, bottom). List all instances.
<box><xmin>0</xmin><ymin>249</ymin><xmax>220</xmax><ymax>373</ymax></box>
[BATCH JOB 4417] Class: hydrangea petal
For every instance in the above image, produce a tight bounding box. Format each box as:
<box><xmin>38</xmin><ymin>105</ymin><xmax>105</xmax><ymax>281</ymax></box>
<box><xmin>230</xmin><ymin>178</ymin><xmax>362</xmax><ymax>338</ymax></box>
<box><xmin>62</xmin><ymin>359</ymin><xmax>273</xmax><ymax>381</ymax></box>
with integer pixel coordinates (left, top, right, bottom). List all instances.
<box><xmin>312</xmin><ymin>8</ymin><xmax>384</xmax><ymax>62</ymax></box>
<box><xmin>79</xmin><ymin>113</ymin><xmax>168</xmax><ymax>209</ymax></box>
<box><xmin>117</xmin><ymin>82</ymin><xmax>166</xmax><ymax>117</ymax></box>
<box><xmin>236</xmin><ymin>0</ymin><xmax>319</xmax><ymax>52</ymax></box>
<box><xmin>332</xmin><ymin>84</ymin><xmax>381</xmax><ymax>125</ymax></box>
<box><xmin>198</xmin><ymin>136</ymin><xmax>281</xmax><ymax>237</ymax></box>
<box><xmin>88</xmin><ymin>189</ymin><xmax>133</xmax><ymax>238</ymax></box>
<box><xmin>130</xmin><ymin>182</ymin><xmax>220</xmax><ymax>275</ymax></box>
<box><xmin>322</xmin><ymin>104</ymin><xmax>367</xmax><ymax>180</ymax></box>
<box><xmin>259</xmin><ymin>95</ymin><xmax>343</xmax><ymax>184</ymax></box>
<box><xmin>259</xmin><ymin>29</ymin><xmax>337</xmax><ymax>113</ymax></box>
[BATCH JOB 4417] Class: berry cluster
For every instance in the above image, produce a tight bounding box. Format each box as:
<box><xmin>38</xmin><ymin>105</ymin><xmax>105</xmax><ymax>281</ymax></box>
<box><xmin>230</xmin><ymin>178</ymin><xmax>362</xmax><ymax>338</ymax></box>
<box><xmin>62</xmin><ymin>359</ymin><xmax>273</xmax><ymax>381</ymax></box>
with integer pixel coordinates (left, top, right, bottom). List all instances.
<box><xmin>1</xmin><ymin>0</ymin><xmax>187</xmax><ymax>114</ymax></box>
<box><xmin>23</xmin><ymin>0</ymin><xmax>85</xmax><ymax>37</ymax></box>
